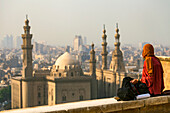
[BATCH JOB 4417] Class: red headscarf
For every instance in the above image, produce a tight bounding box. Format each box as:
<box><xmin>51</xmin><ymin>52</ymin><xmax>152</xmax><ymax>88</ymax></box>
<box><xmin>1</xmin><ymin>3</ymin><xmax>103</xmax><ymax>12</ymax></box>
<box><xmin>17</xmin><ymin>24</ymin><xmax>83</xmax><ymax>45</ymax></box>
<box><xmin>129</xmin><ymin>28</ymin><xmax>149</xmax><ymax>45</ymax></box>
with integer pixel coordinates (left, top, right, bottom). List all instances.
<box><xmin>142</xmin><ymin>44</ymin><xmax>155</xmax><ymax>76</ymax></box>
<box><xmin>142</xmin><ymin>44</ymin><xmax>154</xmax><ymax>58</ymax></box>
<box><xmin>142</xmin><ymin>44</ymin><xmax>161</xmax><ymax>76</ymax></box>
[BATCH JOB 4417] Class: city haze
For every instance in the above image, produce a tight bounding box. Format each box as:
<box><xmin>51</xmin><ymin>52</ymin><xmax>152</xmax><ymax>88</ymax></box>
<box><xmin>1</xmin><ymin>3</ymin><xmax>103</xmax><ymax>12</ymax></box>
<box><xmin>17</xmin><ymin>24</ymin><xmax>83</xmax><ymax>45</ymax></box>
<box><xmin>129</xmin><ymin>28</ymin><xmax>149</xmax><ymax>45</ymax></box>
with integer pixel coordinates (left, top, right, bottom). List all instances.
<box><xmin>0</xmin><ymin>0</ymin><xmax>170</xmax><ymax>47</ymax></box>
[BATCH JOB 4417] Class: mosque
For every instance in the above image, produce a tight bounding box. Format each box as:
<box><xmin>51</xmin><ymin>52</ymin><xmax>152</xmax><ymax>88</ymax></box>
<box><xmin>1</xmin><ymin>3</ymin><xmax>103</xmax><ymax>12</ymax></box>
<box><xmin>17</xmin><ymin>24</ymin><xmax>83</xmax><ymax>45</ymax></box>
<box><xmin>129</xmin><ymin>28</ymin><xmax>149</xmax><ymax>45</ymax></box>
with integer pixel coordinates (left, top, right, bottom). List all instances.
<box><xmin>11</xmin><ymin>17</ymin><xmax>126</xmax><ymax>109</ymax></box>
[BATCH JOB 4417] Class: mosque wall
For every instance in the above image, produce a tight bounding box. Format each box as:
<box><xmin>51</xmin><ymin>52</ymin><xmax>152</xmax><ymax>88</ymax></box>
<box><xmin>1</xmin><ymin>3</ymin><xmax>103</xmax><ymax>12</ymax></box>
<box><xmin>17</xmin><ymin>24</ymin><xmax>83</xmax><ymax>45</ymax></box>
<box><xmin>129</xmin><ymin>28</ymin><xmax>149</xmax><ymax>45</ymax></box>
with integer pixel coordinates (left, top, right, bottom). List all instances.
<box><xmin>48</xmin><ymin>81</ymin><xmax>56</xmax><ymax>105</ymax></box>
<box><xmin>56</xmin><ymin>81</ymin><xmax>91</xmax><ymax>104</ymax></box>
<box><xmin>96</xmin><ymin>69</ymin><xmax>118</xmax><ymax>98</ymax></box>
<box><xmin>11</xmin><ymin>79</ymin><xmax>22</xmax><ymax>109</ymax></box>
<box><xmin>32</xmin><ymin>81</ymin><xmax>48</xmax><ymax>106</ymax></box>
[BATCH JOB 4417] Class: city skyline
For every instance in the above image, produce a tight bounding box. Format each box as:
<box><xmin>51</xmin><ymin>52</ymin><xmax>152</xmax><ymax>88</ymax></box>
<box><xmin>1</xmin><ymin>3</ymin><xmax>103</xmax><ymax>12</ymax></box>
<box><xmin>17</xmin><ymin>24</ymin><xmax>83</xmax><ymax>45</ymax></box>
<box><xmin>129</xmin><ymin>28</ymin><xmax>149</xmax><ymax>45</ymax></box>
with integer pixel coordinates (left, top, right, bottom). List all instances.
<box><xmin>0</xmin><ymin>0</ymin><xmax>170</xmax><ymax>47</ymax></box>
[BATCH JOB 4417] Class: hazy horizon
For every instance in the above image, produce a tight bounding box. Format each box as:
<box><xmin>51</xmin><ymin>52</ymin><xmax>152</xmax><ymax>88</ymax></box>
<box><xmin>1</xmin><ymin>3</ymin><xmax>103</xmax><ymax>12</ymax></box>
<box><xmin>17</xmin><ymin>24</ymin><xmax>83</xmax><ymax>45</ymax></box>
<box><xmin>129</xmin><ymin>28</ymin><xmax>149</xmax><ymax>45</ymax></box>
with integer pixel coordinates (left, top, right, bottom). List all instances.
<box><xmin>0</xmin><ymin>0</ymin><xmax>170</xmax><ymax>47</ymax></box>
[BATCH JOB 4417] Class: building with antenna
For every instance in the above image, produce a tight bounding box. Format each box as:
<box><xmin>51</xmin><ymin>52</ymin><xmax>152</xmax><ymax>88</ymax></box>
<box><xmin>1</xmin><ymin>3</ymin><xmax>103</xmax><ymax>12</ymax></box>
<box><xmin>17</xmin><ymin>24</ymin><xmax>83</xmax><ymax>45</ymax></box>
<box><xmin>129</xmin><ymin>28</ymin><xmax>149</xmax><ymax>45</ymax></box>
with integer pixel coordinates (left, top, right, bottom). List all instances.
<box><xmin>73</xmin><ymin>35</ymin><xmax>83</xmax><ymax>52</ymax></box>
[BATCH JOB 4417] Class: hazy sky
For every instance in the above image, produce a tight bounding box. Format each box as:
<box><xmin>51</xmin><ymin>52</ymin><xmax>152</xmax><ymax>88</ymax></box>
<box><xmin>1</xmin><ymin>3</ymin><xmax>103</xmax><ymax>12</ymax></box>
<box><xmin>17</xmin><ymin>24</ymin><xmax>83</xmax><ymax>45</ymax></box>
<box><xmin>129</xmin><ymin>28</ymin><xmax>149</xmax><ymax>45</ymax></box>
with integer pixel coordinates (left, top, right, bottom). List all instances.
<box><xmin>0</xmin><ymin>0</ymin><xmax>170</xmax><ymax>47</ymax></box>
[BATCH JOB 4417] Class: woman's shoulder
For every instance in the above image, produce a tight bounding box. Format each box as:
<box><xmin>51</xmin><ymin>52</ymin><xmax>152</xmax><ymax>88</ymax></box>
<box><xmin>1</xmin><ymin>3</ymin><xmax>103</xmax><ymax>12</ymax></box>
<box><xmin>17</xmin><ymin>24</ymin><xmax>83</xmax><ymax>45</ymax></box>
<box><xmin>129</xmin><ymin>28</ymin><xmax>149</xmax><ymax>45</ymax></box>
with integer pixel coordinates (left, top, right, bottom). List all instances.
<box><xmin>145</xmin><ymin>57</ymin><xmax>152</xmax><ymax>61</ymax></box>
<box><xmin>152</xmin><ymin>57</ymin><xmax>162</xmax><ymax>66</ymax></box>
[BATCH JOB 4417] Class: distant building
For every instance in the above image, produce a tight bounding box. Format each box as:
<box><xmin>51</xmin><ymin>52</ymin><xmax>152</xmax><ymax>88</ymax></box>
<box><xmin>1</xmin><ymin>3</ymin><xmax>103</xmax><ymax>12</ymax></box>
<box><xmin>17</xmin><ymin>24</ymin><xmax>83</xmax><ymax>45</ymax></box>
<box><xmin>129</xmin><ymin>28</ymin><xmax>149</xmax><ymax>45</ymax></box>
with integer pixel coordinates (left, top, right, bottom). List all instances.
<box><xmin>6</xmin><ymin>55</ymin><xmax>19</xmax><ymax>68</ymax></box>
<box><xmin>65</xmin><ymin>45</ymin><xmax>71</xmax><ymax>53</ymax></box>
<box><xmin>1</xmin><ymin>35</ymin><xmax>13</xmax><ymax>49</ymax></box>
<box><xmin>139</xmin><ymin>42</ymin><xmax>149</xmax><ymax>50</ymax></box>
<box><xmin>14</xmin><ymin>36</ymin><xmax>22</xmax><ymax>49</ymax></box>
<box><xmin>83</xmin><ymin>37</ymin><xmax>87</xmax><ymax>45</ymax></box>
<box><xmin>73</xmin><ymin>35</ymin><xmax>83</xmax><ymax>51</ymax></box>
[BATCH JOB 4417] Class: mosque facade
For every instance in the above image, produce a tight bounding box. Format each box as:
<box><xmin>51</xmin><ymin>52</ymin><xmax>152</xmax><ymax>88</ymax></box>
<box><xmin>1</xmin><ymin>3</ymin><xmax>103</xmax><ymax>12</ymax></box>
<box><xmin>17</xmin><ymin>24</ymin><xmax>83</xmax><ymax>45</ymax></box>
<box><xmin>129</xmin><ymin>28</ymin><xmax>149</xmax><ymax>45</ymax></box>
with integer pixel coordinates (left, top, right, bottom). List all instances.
<box><xmin>11</xmin><ymin>17</ymin><xmax>125</xmax><ymax>109</ymax></box>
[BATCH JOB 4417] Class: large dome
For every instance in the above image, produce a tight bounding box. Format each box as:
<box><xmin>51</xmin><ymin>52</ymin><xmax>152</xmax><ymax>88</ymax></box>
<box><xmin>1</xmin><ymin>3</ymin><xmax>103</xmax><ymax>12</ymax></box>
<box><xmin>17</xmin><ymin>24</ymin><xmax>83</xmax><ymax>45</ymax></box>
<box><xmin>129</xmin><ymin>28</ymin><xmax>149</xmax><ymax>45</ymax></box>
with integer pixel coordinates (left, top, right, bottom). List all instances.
<box><xmin>55</xmin><ymin>52</ymin><xmax>79</xmax><ymax>69</ymax></box>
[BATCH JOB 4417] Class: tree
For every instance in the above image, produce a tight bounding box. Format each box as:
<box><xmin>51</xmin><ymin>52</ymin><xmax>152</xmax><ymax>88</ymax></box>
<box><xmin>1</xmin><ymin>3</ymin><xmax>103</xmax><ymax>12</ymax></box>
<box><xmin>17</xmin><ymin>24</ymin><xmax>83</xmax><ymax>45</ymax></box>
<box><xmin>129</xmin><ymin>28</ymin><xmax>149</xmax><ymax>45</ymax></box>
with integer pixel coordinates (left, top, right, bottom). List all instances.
<box><xmin>0</xmin><ymin>86</ymin><xmax>11</xmax><ymax>103</ymax></box>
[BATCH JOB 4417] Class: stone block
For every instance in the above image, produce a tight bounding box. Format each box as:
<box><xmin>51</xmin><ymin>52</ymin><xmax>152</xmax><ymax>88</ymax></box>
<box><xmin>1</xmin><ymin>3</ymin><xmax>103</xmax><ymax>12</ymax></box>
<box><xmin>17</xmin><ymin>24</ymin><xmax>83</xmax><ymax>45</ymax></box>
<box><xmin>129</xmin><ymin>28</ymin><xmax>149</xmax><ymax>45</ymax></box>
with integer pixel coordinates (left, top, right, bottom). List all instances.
<box><xmin>167</xmin><ymin>95</ymin><xmax>170</xmax><ymax>102</ymax></box>
<box><xmin>164</xmin><ymin>103</ymin><xmax>170</xmax><ymax>113</ymax></box>
<box><xmin>122</xmin><ymin>109</ymin><xmax>140</xmax><ymax>113</ymax></box>
<box><xmin>122</xmin><ymin>100</ymin><xmax>144</xmax><ymax>110</ymax></box>
<box><xmin>140</xmin><ymin>104</ymin><xmax>165</xmax><ymax>113</ymax></box>
<box><xmin>100</xmin><ymin>102</ymin><xmax>122</xmax><ymax>112</ymax></box>
<box><xmin>67</xmin><ymin>106</ymin><xmax>103</xmax><ymax>113</ymax></box>
<box><xmin>144</xmin><ymin>96</ymin><xmax>168</xmax><ymax>106</ymax></box>
<box><xmin>52</xmin><ymin>110</ymin><xmax>67</xmax><ymax>113</ymax></box>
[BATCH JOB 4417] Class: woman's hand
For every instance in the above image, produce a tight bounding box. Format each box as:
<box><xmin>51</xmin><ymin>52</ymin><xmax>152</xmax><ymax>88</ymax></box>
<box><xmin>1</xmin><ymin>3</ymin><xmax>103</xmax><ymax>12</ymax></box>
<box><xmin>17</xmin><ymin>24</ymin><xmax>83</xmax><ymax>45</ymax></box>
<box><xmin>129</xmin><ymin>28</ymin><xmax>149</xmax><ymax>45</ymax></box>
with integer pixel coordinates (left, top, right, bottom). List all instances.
<box><xmin>130</xmin><ymin>79</ymin><xmax>139</xmax><ymax>85</ymax></box>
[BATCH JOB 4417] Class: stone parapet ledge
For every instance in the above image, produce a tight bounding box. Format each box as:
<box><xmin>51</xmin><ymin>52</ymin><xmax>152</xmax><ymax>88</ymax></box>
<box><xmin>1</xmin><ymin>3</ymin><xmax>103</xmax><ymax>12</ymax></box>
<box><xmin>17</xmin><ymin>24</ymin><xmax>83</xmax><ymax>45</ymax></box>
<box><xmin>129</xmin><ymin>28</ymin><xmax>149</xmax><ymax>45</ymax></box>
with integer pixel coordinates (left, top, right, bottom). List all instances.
<box><xmin>157</xmin><ymin>56</ymin><xmax>170</xmax><ymax>90</ymax></box>
<box><xmin>3</xmin><ymin>95</ymin><xmax>170</xmax><ymax>113</ymax></box>
<box><xmin>157</xmin><ymin>56</ymin><xmax>170</xmax><ymax>62</ymax></box>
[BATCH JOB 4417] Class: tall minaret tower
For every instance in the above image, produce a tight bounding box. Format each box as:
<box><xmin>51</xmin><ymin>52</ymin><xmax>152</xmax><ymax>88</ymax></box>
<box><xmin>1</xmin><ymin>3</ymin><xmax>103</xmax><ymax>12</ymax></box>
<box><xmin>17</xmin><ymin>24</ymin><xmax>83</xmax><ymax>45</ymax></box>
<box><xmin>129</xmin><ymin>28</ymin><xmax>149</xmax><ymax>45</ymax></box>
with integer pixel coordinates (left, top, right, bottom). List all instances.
<box><xmin>101</xmin><ymin>25</ymin><xmax>108</xmax><ymax>70</ymax></box>
<box><xmin>114</xmin><ymin>23</ymin><xmax>120</xmax><ymax>54</ymax></box>
<box><xmin>21</xmin><ymin>15</ymin><xmax>33</xmax><ymax>78</ymax></box>
<box><xmin>89</xmin><ymin>43</ymin><xmax>97</xmax><ymax>99</ymax></box>
<box><xmin>89</xmin><ymin>42</ymin><xmax>96</xmax><ymax>76</ymax></box>
<box><xmin>110</xmin><ymin>23</ymin><xmax>125</xmax><ymax>72</ymax></box>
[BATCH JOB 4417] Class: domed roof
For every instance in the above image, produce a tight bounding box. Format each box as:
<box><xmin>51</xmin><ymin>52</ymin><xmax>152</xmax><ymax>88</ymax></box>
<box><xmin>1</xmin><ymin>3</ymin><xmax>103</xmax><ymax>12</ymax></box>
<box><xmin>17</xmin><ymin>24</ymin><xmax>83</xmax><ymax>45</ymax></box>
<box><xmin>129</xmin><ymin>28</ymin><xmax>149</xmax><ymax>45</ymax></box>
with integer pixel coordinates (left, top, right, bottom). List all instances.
<box><xmin>55</xmin><ymin>52</ymin><xmax>79</xmax><ymax>69</ymax></box>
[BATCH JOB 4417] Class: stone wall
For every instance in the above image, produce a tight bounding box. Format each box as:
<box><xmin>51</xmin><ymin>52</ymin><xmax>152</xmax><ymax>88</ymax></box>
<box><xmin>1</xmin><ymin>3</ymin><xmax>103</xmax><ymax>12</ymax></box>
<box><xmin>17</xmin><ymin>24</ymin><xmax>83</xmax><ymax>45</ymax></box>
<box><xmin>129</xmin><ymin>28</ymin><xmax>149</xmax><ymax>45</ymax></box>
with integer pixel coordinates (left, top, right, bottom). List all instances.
<box><xmin>158</xmin><ymin>56</ymin><xmax>170</xmax><ymax>90</ymax></box>
<box><xmin>4</xmin><ymin>95</ymin><xmax>170</xmax><ymax>113</ymax></box>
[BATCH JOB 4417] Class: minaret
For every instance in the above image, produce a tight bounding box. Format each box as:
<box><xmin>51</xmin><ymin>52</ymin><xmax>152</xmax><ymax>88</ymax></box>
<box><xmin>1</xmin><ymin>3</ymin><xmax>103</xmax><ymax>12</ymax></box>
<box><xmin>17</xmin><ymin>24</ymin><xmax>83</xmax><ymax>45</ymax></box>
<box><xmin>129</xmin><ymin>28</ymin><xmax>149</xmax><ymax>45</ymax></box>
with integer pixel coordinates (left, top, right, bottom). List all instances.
<box><xmin>114</xmin><ymin>23</ymin><xmax>120</xmax><ymax>54</ymax></box>
<box><xmin>21</xmin><ymin>15</ymin><xmax>33</xmax><ymax>78</ymax></box>
<box><xmin>89</xmin><ymin>42</ymin><xmax>96</xmax><ymax>76</ymax></box>
<box><xmin>110</xmin><ymin>23</ymin><xmax>125</xmax><ymax>72</ymax></box>
<box><xmin>101</xmin><ymin>24</ymin><xmax>108</xmax><ymax>70</ymax></box>
<box><xmin>89</xmin><ymin>43</ymin><xmax>97</xmax><ymax>99</ymax></box>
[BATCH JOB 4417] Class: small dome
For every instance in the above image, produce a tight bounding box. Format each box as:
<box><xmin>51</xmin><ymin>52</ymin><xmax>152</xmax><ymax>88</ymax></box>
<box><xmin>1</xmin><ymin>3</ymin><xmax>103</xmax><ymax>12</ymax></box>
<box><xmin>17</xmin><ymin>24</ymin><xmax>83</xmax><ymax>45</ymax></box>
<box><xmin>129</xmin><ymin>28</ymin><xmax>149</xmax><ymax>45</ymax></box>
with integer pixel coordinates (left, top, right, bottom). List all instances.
<box><xmin>55</xmin><ymin>52</ymin><xmax>79</xmax><ymax>69</ymax></box>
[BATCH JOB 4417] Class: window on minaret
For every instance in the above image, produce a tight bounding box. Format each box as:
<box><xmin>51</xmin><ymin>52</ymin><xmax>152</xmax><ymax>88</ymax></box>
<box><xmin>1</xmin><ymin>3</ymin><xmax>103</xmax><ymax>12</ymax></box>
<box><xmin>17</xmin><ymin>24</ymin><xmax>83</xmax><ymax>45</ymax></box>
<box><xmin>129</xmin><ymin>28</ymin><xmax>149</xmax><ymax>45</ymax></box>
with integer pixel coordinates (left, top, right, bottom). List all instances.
<box><xmin>51</xmin><ymin>89</ymin><xmax>53</xmax><ymax>101</ymax></box>
<box><xmin>108</xmin><ymin>83</ymin><xmax>111</xmax><ymax>91</ymax></box>
<box><xmin>38</xmin><ymin>92</ymin><xmax>41</xmax><ymax>98</ymax></box>
<box><xmin>59</xmin><ymin>73</ymin><xmax>61</xmax><ymax>77</ymax></box>
<box><xmin>44</xmin><ymin>86</ymin><xmax>46</xmax><ymax>104</ymax></box>
<box><xmin>72</xmin><ymin>93</ymin><xmax>75</xmax><ymax>96</ymax></box>
<box><xmin>62</xmin><ymin>96</ymin><xmax>66</xmax><ymax>102</ymax></box>
<box><xmin>79</xmin><ymin>95</ymin><xmax>83</xmax><ymax>100</ymax></box>
<box><xmin>108</xmin><ymin>83</ymin><xmax>111</xmax><ymax>97</ymax></box>
<box><xmin>51</xmin><ymin>95</ymin><xmax>53</xmax><ymax>101</ymax></box>
<box><xmin>38</xmin><ymin>101</ymin><xmax>41</xmax><ymax>105</ymax></box>
<box><xmin>71</xmin><ymin>72</ymin><xmax>73</xmax><ymax>77</ymax></box>
<box><xmin>65</xmin><ymin>66</ymin><xmax>67</xmax><ymax>70</ymax></box>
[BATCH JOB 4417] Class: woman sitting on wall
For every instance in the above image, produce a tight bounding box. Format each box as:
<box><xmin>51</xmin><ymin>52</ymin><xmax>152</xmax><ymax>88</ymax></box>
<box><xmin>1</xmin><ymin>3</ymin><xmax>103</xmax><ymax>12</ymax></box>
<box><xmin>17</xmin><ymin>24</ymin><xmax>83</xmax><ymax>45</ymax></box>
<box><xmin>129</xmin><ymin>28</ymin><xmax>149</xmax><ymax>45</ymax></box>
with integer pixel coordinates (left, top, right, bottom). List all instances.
<box><xmin>131</xmin><ymin>44</ymin><xmax>164</xmax><ymax>96</ymax></box>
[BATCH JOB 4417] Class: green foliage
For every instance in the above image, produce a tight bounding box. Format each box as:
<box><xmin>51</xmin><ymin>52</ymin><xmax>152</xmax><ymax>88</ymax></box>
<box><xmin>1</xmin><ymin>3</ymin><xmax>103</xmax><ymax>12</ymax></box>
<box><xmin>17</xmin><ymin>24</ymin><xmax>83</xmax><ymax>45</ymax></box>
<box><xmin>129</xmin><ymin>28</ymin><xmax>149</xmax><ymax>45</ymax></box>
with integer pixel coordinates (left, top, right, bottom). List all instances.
<box><xmin>0</xmin><ymin>86</ymin><xmax>11</xmax><ymax>103</ymax></box>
